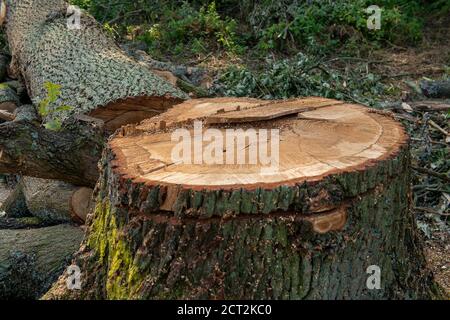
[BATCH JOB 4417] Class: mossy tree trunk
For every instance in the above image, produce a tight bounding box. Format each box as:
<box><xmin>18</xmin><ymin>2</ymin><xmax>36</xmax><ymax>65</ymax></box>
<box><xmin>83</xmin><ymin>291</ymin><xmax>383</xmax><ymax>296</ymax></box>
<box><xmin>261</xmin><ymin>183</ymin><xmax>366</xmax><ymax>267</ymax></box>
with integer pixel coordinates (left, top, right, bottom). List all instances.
<box><xmin>45</xmin><ymin>98</ymin><xmax>443</xmax><ymax>300</ymax></box>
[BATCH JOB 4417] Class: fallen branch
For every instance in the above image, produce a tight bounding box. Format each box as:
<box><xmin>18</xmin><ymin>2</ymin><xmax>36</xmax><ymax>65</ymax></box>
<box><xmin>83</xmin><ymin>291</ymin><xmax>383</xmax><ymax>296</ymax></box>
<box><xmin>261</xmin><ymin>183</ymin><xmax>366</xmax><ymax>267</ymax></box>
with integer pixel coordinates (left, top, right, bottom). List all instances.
<box><xmin>412</xmin><ymin>166</ymin><xmax>450</xmax><ymax>183</ymax></box>
<box><xmin>409</xmin><ymin>100</ymin><xmax>450</xmax><ymax>112</ymax></box>
<box><xmin>428</xmin><ymin>119</ymin><xmax>448</xmax><ymax>137</ymax></box>
<box><xmin>0</xmin><ymin>105</ymin><xmax>104</xmax><ymax>187</ymax></box>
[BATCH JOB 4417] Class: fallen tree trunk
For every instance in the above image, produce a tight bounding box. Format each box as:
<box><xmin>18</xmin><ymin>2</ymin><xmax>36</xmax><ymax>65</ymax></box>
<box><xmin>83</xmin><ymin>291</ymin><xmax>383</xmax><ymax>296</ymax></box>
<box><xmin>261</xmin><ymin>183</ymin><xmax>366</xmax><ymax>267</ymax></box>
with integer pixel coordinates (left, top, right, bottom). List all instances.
<box><xmin>4</xmin><ymin>0</ymin><xmax>187</xmax><ymax>131</ymax></box>
<box><xmin>0</xmin><ymin>105</ymin><xmax>104</xmax><ymax>186</ymax></box>
<box><xmin>0</xmin><ymin>0</ymin><xmax>188</xmax><ymax>186</ymax></box>
<box><xmin>0</xmin><ymin>224</ymin><xmax>84</xmax><ymax>299</ymax></box>
<box><xmin>45</xmin><ymin>97</ymin><xmax>442</xmax><ymax>299</ymax></box>
<box><xmin>0</xmin><ymin>83</ymin><xmax>19</xmax><ymax>113</ymax></box>
<box><xmin>0</xmin><ymin>216</ymin><xmax>50</xmax><ymax>229</ymax></box>
<box><xmin>22</xmin><ymin>177</ymin><xmax>93</xmax><ymax>223</ymax></box>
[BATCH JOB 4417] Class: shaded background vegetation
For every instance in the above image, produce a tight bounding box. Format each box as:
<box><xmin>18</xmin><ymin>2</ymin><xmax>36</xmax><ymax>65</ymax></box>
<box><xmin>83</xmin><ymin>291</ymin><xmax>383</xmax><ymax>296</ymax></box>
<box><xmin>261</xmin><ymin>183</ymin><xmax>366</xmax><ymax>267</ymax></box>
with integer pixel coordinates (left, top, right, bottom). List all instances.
<box><xmin>70</xmin><ymin>0</ymin><xmax>449</xmax><ymax>55</ymax></box>
<box><xmin>68</xmin><ymin>1</ymin><xmax>450</xmax><ymax>103</ymax></box>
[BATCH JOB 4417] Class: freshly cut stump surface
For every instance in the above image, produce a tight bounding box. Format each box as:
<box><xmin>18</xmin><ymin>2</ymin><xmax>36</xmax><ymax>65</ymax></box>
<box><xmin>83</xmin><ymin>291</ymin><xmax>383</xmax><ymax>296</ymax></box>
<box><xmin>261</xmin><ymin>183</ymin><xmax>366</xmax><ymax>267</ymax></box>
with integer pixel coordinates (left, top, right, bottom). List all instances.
<box><xmin>114</xmin><ymin>97</ymin><xmax>402</xmax><ymax>190</ymax></box>
<box><xmin>47</xmin><ymin>97</ymin><xmax>442</xmax><ymax>300</ymax></box>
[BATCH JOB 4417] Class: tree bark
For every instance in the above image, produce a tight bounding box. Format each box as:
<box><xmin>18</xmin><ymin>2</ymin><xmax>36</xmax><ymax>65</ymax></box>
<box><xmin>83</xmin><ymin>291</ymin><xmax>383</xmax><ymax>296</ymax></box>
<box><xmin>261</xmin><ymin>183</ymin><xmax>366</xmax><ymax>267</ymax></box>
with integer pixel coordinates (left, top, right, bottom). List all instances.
<box><xmin>0</xmin><ymin>0</ymin><xmax>189</xmax><ymax>186</ymax></box>
<box><xmin>0</xmin><ymin>83</ymin><xmax>19</xmax><ymax>113</ymax></box>
<box><xmin>0</xmin><ymin>179</ymin><xmax>28</xmax><ymax>217</ymax></box>
<box><xmin>22</xmin><ymin>176</ymin><xmax>93</xmax><ymax>223</ymax></box>
<box><xmin>0</xmin><ymin>105</ymin><xmax>104</xmax><ymax>186</ymax></box>
<box><xmin>0</xmin><ymin>224</ymin><xmax>84</xmax><ymax>299</ymax></box>
<box><xmin>45</xmin><ymin>98</ymin><xmax>443</xmax><ymax>300</ymax></box>
<box><xmin>4</xmin><ymin>0</ymin><xmax>187</xmax><ymax>131</ymax></box>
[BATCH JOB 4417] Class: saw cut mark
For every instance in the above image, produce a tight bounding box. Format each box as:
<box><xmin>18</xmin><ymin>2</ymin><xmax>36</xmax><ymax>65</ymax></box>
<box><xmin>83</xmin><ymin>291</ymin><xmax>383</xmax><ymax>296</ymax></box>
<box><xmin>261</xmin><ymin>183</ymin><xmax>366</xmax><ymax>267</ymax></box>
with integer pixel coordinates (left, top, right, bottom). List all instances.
<box><xmin>206</xmin><ymin>98</ymin><xmax>343</xmax><ymax>124</ymax></box>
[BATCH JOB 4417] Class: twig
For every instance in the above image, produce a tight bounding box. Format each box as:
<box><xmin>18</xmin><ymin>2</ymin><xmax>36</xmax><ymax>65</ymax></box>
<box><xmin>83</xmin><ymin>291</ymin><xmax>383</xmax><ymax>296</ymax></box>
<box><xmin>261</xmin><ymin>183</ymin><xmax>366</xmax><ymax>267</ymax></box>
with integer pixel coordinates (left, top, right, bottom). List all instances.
<box><xmin>381</xmin><ymin>68</ymin><xmax>445</xmax><ymax>79</ymax></box>
<box><xmin>412</xmin><ymin>166</ymin><xmax>450</xmax><ymax>183</ymax></box>
<box><xmin>107</xmin><ymin>9</ymin><xmax>144</xmax><ymax>25</ymax></box>
<box><xmin>410</xmin><ymin>137</ymin><xmax>447</xmax><ymax>146</ymax></box>
<box><xmin>414</xmin><ymin>207</ymin><xmax>450</xmax><ymax>216</ymax></box>
<box><xmin>428</xmin><ymin>119</ymin><xmax>448</xmax><ymax>136</ymax></box>
<box><xmin>324</xmin><ymin>57</ymin><xmax>389</xmax><ymax>64</ymax></box>
<box><xmin>410</xmin><ymin>101</ymin><xmax>450</xmax><ymax>112</ymax></box>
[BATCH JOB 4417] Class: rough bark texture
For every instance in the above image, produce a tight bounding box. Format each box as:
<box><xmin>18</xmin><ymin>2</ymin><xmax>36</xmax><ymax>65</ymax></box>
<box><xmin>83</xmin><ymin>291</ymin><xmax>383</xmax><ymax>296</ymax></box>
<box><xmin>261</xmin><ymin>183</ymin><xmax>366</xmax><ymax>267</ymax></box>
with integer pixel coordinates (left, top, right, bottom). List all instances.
<box><xmin>0</xmin><ymin>216</ymin><xmax>52</xmax><ymax>229</ymax></box>
<box><xmin>45</xmin><ymin>141</ymin><xmax>442</xmax><ymax>300</ymax></box>
<box><xmin>0</xmin><ymin>0</ymin><xmax>190</xmax><ymax>186</ymax></box>
<box><xmin>0</xmin><ymin>224</ymin><xmax>83</xmax><ymax>299</ymax></box>
<box><xmin>0</xmin><ymin>83</ymin><xmax>19</xmax><ymax>112</ymax></box>
<box><xmin>45</xmin><ymin>98</ymin><xmax>443</xmax><ymax>300</ymax></box>
<box><xmin>0</xmin><ymin>105</ymin><xmax>104</xmax><ymax>186</ymax></box>
<box><xmin>0</xmin><ymin>179</ymin><xmax>28</xmax><ymax>217</ymax></box>
<box><xmin>4</xmin><ymin>0</ymin><xmax>187</xmax><ymax>130</ymax></box>
<box><xmin>22</xmin><ymin>176</ymin><xmax>94</xmax><ymax>223</ymax></box>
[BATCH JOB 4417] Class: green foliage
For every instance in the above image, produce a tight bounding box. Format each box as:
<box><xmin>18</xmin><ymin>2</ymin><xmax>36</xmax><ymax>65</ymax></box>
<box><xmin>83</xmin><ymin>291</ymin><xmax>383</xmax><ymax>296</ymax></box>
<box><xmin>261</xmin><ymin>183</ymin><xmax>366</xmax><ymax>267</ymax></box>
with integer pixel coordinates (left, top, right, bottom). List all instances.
<box><xmin>213</xmin><ymin>53</ymin><xmax>388</xmax><ymax>106</ymax></box>
<box><xmin>137</xmin><ymin>1</ymin><xmax>243</xmax><ymax>57</ymax></box>
<box><xmin>38</xmin><ymin>82</ymin><xmax>72</xmax><ymax>131</ymax></box>
<box><xmin>250</xmin><ymin>0</ymin><xmax>425</xmax><ymax>54</ymax></box>
<box><xmin>69</xmin><ymin>0</ymin><xmax>448</xmax><ymax>58</ymax></box>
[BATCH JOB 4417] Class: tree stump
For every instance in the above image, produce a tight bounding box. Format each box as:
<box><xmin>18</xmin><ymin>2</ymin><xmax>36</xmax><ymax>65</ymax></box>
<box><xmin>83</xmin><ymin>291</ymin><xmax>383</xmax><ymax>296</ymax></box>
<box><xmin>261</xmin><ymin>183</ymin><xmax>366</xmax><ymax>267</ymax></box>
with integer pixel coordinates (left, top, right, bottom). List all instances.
<box><xmin>47</xmin><ymin>97</ymin><xmax>441</xmax><ymax>299</ymax></box>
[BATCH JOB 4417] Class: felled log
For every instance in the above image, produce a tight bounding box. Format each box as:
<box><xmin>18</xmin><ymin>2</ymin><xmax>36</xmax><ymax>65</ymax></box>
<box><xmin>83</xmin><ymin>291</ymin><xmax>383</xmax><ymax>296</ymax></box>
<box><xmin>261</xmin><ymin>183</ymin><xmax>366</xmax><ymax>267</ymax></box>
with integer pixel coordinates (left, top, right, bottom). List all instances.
<box><xmin>0</xmin><ymin>109</ymin><xmax>15</xmax><ymax>121</ymax></box>
<box><xmin>409</xmin><ymin>100</ymin><xmax>450</xmax><ymax>112</ymax></box>
<box><xmin>46</xmin><ymin>97</ymin><xmax>442</xmax><ymax>299</ymax></box>
<box><xmin>420</xmin><ymin>80</ymin><xmax>450</xmax><ymax>99</ymax></box>
<box><xmin>22</xmin><ymin>177</ymin><xmax>93</xmax><ymax>223</ymax></box>
<box><xmin>0</xmin><ymin>0</ymin><xmax>188</xmax><ymax>186</ymax></box>
<box><xmin>0</xmin><ymin>105</ymin><xmax>104</xmax><ymax>186</ymax></box>
<box><xmin>0</xmin><ymin>224</ymin><xmax>83</xmax><ymax>299</ymax></box>
<box><xmin>4</xmin><ymin>0</ymin><xmax>187</xmax><ymax>131</ymax></box>
<box><xmin>3</xmin><ymin>80</ymin><xmax>28</xmax><ymax>102</ymax></box>
<box><xmin>0</xmin><ymin>216</ymin><xmax>48</xmax><ymax>229</ymax></box>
